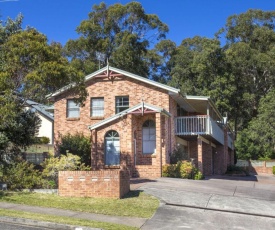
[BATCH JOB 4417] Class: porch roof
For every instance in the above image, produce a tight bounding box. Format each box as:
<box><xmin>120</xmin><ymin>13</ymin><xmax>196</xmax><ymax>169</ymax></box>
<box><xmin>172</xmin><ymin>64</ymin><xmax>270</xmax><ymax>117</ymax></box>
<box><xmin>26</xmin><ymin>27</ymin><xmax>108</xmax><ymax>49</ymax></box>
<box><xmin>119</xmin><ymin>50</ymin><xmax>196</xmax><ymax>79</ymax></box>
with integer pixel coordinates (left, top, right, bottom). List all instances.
<box><xmin>88</xmin><ymin>102</ymin><xmax>171</xmax><ymax>130</ymax></box>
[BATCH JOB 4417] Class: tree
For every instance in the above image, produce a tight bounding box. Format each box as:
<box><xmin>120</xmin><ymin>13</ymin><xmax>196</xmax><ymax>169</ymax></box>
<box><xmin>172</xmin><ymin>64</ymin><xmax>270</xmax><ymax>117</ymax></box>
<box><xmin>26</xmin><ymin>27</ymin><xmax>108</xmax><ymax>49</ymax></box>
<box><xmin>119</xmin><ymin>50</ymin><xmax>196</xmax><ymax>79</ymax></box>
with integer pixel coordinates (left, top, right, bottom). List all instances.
<box><xmin>64</xmin><ymin>2</ymin><xmax>169</xmax><ymax>77</ymax></box>
<box><xmin>0</xmin><ymin>13</ymin><xmax>23</xmax><ymax>44</ymax></box>
<box><xmin>235</xmin><ymin>90</ymin><xmax>275</xmax><ymax>160</ymax></box>
<box><xmin>217</xmin><ymin>9</ymin><xmax>275</xmax><ymax>132</ymax></box>
<box><xmin>0</xmin><ymin>103</ymin><xmax>41</xmax><ymax>161</ymax></box>
<box><xmin>0</xmin><ymin>28</ymin><xmax>86</xmax><ymax>104</ymax></box>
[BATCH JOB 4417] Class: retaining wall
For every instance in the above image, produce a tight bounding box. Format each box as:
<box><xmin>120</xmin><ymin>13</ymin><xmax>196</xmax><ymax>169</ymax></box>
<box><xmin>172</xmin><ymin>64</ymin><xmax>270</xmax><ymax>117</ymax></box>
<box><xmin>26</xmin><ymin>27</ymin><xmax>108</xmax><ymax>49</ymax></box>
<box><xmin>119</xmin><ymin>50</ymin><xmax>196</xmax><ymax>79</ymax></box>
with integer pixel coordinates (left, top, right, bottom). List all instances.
<box><xmin>236</xmin><ymin>160</ymin><xmax>275</xmax><ymax>174</ymax></box>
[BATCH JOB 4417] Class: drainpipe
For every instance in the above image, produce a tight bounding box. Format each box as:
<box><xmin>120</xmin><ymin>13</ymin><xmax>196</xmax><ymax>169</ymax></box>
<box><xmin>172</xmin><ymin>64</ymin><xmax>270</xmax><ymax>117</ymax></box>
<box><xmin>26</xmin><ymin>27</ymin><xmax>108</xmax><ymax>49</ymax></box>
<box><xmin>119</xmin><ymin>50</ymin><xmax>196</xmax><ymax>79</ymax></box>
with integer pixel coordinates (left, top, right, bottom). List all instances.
<box><xmin>207</xmin><ymin>102</ymin><xmax>210</xmax><ymax>134</ymax></box>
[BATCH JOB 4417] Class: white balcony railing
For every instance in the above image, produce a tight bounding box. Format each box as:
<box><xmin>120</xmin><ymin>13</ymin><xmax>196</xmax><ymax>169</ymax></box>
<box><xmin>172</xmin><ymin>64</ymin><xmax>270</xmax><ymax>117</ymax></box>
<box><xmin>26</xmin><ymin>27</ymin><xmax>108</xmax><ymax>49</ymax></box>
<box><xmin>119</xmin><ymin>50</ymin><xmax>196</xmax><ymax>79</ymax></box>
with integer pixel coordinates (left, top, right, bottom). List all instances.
<box><xmin>175</xmin><ymin>116</ymin><xmax>225</xmax><ymax>145</ymax></box>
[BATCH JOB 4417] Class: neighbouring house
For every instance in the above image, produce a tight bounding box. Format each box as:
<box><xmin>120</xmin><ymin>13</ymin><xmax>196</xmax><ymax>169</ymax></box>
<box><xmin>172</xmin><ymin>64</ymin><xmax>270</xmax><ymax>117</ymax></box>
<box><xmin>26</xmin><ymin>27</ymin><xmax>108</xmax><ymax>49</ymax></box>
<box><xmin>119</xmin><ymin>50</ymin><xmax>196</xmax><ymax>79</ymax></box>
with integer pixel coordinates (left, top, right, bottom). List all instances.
<box><xmin>24</xmin><ymin>100</ymin><xmax>54</xmax><ymax>144</ymax></box>
<box><xmin>47</xmin><ymin>66</ymin><xmax>234</xmax><ymax>178</ymax></box>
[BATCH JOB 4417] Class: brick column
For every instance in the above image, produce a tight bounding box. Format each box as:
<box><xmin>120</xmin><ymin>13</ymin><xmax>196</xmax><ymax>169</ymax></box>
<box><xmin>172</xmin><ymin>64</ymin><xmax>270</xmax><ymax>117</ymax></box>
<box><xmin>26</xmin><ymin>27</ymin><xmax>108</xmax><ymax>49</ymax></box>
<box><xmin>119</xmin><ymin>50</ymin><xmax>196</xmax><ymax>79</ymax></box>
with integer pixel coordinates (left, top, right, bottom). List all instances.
<box><xmin>155</xmin><ymin>113</ymin><xmax>162</xmax><ymax>176</ymax></box>
<box><xmin>197</xmin><ymin>137</ymin><xmax>203</xmax><ymax>174</ymax></box>
<box><xmin>223</xmin><ymin>126</ymin><xmax>229</xmax><ymax>171</ymax></box>
<box><xmin>91</xmin><ymin>129</ymin><xmax>98</xmax><ymax>169</ymax></box>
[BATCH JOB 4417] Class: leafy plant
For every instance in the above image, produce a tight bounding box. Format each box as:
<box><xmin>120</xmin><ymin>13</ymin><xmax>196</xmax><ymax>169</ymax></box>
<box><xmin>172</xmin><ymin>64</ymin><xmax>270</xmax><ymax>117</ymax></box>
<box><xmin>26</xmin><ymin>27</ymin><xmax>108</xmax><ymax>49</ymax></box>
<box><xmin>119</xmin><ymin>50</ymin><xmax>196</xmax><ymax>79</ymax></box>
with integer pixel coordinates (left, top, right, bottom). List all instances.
<box><xmin>162</xmin><ymin>161</ymin><xmax>203</xmax><ymax>180</ymax></box>
<box><xmin>0</xmin><ymin>161</ymin><xmax>43</xmax><ymax>190</ymax></box>
<box><xmin>41</xmin><ymin>153</ymin><xmax>91</xmax><ymax>187</ymax></box>
<box><xmin>273</xmin><ymin>166</ymin><xmax>275</xmax><ymax>175</ymax></box>
<box><xmin>57</xmin><ymin>133</ymin><xmax>91</xmax><ymax>166</ymax></box>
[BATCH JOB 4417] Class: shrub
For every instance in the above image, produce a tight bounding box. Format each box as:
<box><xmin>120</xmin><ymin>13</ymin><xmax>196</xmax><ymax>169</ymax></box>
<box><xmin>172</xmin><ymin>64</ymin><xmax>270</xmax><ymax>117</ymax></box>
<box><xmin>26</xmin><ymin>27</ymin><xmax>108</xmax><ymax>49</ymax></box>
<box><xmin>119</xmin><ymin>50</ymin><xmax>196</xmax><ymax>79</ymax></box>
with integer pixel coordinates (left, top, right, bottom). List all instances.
<box><xmin>41</xmin><ymin>153</ymin><xmax>91</xmax><ymax>187</ymax></box>
<box><xmin>57</xmin><ymin>133</ymin><xmax>91</xmax><ymax>166</ymax></box>
<box><xmin>273</xmin><ymin>166</ymin><xmax>275</xmax><ymax>175</ymax></box>
<box><xmin>170</xmin><ymin>146</ymin><xmax>189</xmax><ymax>164</ymax></box>
<box><xmin>226</xmin><ymin>165</ymin><xmax>249</xmax><ymax>176</ymax></box>
<box><xmin>0</xmin><ymin>161</ymin><xmax>43</xmax><ymax>190</ymax></box>
<box><xmin>162</xmin><ymin>161</ymin><xmax>203</xmax><ymax>180</ymax></box>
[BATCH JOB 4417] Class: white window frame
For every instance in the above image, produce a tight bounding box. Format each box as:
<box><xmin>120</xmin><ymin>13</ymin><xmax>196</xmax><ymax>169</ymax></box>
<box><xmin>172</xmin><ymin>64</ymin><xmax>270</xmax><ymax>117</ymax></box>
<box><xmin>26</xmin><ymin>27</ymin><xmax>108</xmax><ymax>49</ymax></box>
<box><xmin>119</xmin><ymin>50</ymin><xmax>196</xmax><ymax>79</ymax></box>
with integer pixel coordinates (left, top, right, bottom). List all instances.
<box><xmin>67</xmin><ymin>99</ymin><xmax>80</xmax><ymax>118</ymax></box>
<box><xmin>91</xmin><ymin>97</ymin><xmax>104</xmax><ymax>117</ymax></box>
<box><xmin>115</xmin><ymin>96</ymin><xmax>129</xmax><ymax>113</ymax></box>
<box><xmin>142</xmin><ymin>120</ymin><xmax>156</xmax><ymax>154</ymax></box>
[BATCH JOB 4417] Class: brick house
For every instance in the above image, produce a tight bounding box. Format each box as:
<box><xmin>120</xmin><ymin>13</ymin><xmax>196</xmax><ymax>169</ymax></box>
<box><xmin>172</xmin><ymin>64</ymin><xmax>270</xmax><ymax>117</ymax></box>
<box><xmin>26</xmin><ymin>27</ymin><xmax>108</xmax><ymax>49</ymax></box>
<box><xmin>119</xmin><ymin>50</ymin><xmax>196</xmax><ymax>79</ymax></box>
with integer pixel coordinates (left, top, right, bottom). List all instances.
<box><xmin>48</xmin><ymin>66</ymin><xmax>234</xmax><ymax>178</ymax></box>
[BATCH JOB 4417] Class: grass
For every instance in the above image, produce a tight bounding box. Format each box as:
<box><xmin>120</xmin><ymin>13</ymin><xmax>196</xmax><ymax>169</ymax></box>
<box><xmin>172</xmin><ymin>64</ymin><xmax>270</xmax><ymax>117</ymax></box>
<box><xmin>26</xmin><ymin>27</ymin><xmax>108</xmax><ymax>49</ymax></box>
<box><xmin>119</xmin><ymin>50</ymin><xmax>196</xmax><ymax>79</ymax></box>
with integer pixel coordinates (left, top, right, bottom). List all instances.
<box><xmin>0</xmin><ymin>190</ymin><xmax>159</xmax><ymax>218</ymax></box>
<box><xmin>0</xmin><ymin>208</ymin><xmax>138</xmax><ymax>230</ymax></box>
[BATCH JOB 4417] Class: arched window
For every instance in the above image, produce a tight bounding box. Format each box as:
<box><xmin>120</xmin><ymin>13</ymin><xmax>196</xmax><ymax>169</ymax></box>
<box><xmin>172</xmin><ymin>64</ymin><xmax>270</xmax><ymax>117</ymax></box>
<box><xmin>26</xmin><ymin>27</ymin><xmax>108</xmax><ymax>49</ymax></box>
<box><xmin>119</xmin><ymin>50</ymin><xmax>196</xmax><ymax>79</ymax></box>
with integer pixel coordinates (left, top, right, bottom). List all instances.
<box><xmin>142</xmin><ymin>120</ymin><xmax>156</xmax><ymax>154</ymax></box>
<box><xmin>105</xmin><ymin>130</ymin><xmax>120</xmax><ymax>165</ymax></box>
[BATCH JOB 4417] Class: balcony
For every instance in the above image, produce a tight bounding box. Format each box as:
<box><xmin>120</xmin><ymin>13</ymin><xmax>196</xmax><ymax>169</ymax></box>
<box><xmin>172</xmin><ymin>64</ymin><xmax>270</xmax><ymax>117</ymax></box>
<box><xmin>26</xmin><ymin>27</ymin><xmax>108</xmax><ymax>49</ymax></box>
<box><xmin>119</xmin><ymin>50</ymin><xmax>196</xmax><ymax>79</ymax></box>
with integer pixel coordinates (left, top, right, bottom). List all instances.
<box><xmin>175</xmin><ymin>115</ymin><xmax>225</xmax><ymax>146</ymax></box>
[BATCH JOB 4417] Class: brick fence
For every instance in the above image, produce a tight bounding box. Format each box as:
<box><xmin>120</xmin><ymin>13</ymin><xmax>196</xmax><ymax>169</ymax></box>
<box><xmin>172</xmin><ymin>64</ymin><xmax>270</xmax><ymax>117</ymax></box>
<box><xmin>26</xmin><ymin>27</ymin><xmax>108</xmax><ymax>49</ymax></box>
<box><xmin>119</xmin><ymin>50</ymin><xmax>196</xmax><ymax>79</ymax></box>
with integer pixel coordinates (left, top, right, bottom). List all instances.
<box><xmin>58</xmin><ymin>169</ymin><xmax>130</xmax><ymax>198</ymax></box>
<box><xmin>236</xmin><ymin>160</ymin><xmax>275</xmax><ymax>174</ymax></box>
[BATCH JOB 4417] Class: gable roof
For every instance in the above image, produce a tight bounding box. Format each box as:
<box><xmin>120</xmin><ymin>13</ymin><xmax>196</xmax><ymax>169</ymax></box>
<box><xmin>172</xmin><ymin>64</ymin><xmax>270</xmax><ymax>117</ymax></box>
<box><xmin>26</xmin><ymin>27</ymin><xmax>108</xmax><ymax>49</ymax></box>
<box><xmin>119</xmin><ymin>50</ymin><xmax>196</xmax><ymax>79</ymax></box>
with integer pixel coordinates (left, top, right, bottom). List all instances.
<box><xmin>88</xmin><ymin>102</ymin><xmax>171</xmax><ymax>130</ymax></box>
<box><xmin>47</xmin><ymin>66</ymin><xmax>180</xmax><ymax>100</ymax></box>
<box><xmin>25</xmin><ymin>100</ymin><xmax>54</xmax><ymax>121</ymax></box>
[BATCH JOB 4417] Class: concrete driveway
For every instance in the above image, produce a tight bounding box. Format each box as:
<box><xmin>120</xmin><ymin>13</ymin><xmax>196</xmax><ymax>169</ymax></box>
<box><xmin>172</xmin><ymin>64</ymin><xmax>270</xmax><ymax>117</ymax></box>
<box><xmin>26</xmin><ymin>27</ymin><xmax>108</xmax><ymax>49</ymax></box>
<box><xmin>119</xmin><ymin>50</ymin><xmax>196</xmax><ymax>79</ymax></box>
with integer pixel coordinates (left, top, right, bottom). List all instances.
<box><xmin>135</xmin><ymin>175</ymin><xmax>275</xmax><ymax>229</ymax></box>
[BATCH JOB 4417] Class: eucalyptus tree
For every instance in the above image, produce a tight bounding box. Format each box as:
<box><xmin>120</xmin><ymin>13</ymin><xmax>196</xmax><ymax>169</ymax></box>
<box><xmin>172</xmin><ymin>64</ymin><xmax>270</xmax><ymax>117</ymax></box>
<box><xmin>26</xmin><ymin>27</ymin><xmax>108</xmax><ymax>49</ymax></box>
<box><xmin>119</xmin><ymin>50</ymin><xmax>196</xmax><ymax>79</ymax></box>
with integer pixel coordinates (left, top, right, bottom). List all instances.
<box><xmin>235</xmin><ymin>89</ymin><xmax>275</xmax><ymax>160</ymax></box>
<box><xmin>218</xmin><ymin>9</ymin><xmax>275</xmax><ymax>131</ymax></box>
<box><xmin>64</xmin><ymin>2</ymin><xmax>169</xmax><ymax>77</ymax></box>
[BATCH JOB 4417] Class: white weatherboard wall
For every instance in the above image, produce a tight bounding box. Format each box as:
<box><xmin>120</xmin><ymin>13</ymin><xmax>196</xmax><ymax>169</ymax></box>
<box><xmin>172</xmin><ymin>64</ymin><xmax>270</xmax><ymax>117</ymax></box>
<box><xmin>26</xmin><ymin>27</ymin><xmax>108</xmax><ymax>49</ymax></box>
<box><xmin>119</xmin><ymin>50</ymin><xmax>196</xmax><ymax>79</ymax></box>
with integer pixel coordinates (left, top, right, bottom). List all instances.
<box><xmin>37</xmin><ymin>114</ymin><xmax>54</xmax><ymax>144</ymax></box>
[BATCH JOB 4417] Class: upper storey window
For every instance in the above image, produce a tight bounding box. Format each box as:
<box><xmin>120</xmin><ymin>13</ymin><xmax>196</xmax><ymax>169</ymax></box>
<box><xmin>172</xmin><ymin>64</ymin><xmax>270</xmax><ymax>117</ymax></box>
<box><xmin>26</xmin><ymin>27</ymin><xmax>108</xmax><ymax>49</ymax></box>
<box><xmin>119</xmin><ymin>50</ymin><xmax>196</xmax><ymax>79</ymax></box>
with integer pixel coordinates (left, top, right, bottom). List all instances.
<box><xmin>67</xmin><ymin>99</ymin><xmax>80</xmax><ymax>118</ymax></box>
<box><xmin>91</xmin><ymin>97</ymin><xmax>104</xmax><ymax>117</ymax></box>
<box><xmin>115</xmin><ymin>96</ymin><xmax>129</xmax><ymax>113</ymax></box>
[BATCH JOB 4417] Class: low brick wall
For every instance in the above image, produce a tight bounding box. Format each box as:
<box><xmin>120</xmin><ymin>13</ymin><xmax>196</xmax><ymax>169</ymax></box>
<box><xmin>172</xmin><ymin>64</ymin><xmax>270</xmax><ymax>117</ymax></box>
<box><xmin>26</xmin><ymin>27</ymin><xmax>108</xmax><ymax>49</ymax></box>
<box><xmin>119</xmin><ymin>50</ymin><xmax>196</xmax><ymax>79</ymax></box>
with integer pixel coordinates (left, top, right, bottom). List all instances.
<box><xmin>236</xmin><ymin>160</ymin><xmax>275</xmax><ymax>175</ymax></box>
<box><xmin>58</xmin><ymin>169</ymin><xmax>130</xmax><ymax>198</ymax></box>
<box><xmin>133</xmin><ymin>165</ymin><xmax>161</xmax><ymax>179</ymax></box>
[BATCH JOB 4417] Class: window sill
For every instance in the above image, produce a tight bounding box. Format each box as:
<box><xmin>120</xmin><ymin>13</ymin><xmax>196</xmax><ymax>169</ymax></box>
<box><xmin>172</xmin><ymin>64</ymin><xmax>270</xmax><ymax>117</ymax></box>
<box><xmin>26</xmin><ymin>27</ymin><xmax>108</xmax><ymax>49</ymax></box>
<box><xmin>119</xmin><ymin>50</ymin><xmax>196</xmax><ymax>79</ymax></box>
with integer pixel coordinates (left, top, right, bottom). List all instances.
<box><xmin>90</xmin><ymin>116</ymin><xmax>105</xmax><ymax>120</ymax></box>
<box><xmin>142</xmin><ymin>153</ymin><xmax>157</xmax><ymax>158</ymax></box>
<box><xmin>104</xmin><ymin>165</ymin><xmax>120</xmax><ymax>169</ymax></box>
<box><xmin>66</xmin><ymin>117</ymin><xmax>80</xmax><ymax>121</ymax></box>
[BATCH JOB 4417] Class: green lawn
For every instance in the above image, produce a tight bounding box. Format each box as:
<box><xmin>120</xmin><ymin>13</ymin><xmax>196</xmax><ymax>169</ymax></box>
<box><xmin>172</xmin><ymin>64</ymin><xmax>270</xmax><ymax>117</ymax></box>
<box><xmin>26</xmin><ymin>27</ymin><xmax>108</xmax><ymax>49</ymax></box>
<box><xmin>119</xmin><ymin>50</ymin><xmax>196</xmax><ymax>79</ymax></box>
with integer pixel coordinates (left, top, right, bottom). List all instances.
<box><xmin>0</xmin><ymin>190</ymin><xmax>159</xmax><ymax>218</ymax></box>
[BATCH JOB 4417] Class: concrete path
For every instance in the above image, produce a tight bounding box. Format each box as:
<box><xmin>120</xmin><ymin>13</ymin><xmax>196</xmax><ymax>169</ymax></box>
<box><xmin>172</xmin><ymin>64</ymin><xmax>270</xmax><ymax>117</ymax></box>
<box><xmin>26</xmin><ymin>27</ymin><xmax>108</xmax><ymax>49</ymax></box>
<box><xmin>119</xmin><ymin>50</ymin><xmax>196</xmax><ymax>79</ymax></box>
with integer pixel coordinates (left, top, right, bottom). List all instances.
<box><xmin>138</xmin><ymin>174</ymin><xmax>275</xmax><ymax>229</ymax></box>
<box><xmin>0</xmin><ymin>202</ymin><xmax>147</xmax><ymax>228</ymax></box>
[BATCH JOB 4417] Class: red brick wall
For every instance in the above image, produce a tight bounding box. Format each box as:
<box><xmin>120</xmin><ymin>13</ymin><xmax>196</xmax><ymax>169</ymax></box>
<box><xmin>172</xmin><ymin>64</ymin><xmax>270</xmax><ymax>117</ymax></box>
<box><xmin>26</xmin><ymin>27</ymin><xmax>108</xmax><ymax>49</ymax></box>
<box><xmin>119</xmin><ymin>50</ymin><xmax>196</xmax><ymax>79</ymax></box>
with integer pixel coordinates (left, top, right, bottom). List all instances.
<box><xmin>58</xmin><ymin>169</ymin><xmax>130</xmax><ymax>198</ymax></box>
<box><xmin>133</xmin><ymin>165</ymin><xmax>161</xmax><ymax>179</ymax></box>
<box><xmin>202</xmin><ymin>141</ymin><xmax>212</xmax><ymax>176</ymax></box>
<box><xmin>54</xmin><ymin>76</ymin><xmax>170</xmax><ymax>143</ymax></box>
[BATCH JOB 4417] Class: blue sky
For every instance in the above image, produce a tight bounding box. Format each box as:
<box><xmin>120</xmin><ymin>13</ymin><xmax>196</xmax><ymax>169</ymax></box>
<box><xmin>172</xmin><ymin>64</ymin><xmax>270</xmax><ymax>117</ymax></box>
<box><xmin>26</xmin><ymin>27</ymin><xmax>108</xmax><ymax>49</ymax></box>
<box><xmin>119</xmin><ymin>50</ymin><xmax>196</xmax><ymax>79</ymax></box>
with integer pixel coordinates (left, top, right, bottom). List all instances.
<box><xmin>1</xmin><ymin>0</ymin><xmax>275</xmax><ymax>46</ymax></box>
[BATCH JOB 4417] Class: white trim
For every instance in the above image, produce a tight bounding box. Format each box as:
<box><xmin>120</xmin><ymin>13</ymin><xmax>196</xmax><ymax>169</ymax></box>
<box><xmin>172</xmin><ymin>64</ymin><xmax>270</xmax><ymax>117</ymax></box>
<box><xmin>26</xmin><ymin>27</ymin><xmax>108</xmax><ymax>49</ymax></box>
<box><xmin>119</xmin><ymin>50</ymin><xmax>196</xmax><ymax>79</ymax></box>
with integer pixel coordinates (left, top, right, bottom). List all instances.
<box><xmin>88</xmin><ymin>102</ymin><xmax>171</xmax><ymax>130</ymax></box>
<box><xmin>47</xmin><ymin>66</ymin><xmax>180</xmax><ymax>99</ymax></box>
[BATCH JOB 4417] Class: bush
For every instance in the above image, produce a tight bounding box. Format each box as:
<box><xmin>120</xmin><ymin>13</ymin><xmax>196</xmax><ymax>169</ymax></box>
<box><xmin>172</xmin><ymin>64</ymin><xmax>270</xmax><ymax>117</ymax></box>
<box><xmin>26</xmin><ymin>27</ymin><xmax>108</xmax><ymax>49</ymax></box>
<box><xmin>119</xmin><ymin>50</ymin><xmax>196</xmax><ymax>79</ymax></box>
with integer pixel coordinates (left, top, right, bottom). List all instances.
<box><xmin>226</xmin><ymin>165</ymin><xmax>249</xmax><ymax>176</ymax></box>
<box><xmin>57</xmin><ymin>133</ymin><xmax>91</xmax><ymax>166</ymax></box>
<box><xmin>35</xmin><ymin>136</ymin><xmax>50</xmax><ymax>144</ymax></box>
<box><xmin>170</xmin><ymin>146</ymin><xmax>189</xmax><ymax>164</ymax></box>
<box><xmin>41</xmin><ymin>153</ymin><xmax>91</xmax><ymax>187</ymax></box>
<box><xmin>273</xmin><ymin>166</ymin><xmax>275</xmax><ymax>175</ymax></box>
<box><xmin>0</xmin><ymin>161</ymin><xmax>43</xmax><ymax>190</ymax></box>
<box><xmin>162</xmin><ymin>161</ymin><xmax>203</xmax><ymax>180</ymax></box>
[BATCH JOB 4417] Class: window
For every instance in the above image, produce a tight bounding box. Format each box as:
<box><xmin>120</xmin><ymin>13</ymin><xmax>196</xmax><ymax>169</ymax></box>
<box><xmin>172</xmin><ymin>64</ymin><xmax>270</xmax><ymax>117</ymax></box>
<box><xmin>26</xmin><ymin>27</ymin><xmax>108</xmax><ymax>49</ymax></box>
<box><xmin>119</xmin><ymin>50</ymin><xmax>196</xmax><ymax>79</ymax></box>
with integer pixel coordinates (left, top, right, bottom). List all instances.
<box><xmin>142</xmin><ymin>120</ymin><xmax>156</xmax><ymax>154</ymax></box>
<box><xmin>105</xmin><ymin>130</ymin><xmax>120</xmax><ymax>165</ymax></box>
<box><xmin>91</xmin><ymin>97</ymin><xmax>104</xmax><ymax>117</ymax></box>
<box><xmin>67</xmin><ymin>99</ymin><xmax>79</xmax><ymax>118</ymax></box>
<box><xmin>115</xmin><ymin>96</ymin><xmax>129</xmax><ymax>113</ymax></box>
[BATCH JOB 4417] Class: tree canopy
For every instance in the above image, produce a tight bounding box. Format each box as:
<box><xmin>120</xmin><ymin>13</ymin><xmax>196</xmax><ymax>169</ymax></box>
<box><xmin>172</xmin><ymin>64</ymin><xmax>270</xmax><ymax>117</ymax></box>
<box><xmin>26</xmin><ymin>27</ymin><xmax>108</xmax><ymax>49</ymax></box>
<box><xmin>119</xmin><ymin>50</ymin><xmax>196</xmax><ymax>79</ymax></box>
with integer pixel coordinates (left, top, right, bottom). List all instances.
<box><xmin>64</xmin><ymin>2</ymin><xmax>169</xmax><ymax>77</ymax></box>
